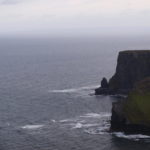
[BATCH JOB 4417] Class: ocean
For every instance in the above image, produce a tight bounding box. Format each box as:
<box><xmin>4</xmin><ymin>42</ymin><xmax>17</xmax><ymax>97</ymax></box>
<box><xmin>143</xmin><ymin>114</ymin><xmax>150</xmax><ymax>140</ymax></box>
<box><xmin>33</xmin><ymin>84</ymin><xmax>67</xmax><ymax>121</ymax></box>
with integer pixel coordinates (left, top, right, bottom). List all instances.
<box><xmin>0</xmin><ymin>36</ymin><xmax>150</xmax><ymax>150</ymax></box>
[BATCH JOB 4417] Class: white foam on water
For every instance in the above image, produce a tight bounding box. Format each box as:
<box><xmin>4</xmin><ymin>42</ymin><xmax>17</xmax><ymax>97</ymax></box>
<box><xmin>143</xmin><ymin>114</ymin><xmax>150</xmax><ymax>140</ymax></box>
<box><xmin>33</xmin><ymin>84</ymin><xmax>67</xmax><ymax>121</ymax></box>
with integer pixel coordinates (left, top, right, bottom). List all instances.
<box><xmin>113</xmin><ymin>132</ymin><xmax>150</xmax><ymax>141</ymax></box>
<box><xmin>72</xmin><ymin>123</ymin><xmax>83</xmax><ymax>129</ymax></box>
<box><xmin>50</xmin><ymin>89</ymin><xmax>77</xmax><ymax>93</ymax></box>
<box><xmin>21</xmin><ymin>124</ymin><xmax>44</xmax><ymax>130</ymax></box>
<box><xmin>84</xmin><ymin>128</ymin><xmax>108</xmax><ymax>135</ymax></box>
<box><xmin>59</xmin><ymin>112</ymin><xmax>111</xmax><ymax>135</ymax></box>
<box><xmin>72</xmin><ymin>123</ymin><xmax>99</xmax><ymax>129</ymax></box>
<box><xmin>82</xmin><ymin>123</ymin><xmax>99</xmax><ymax>128</ymax></box>
<box><xmin>49</xmin><ymin>85</ymin><xmax>99</xmax><ymax>93</ymax></box>
<box><xmin>59</xmin><ymin>112</ymin><xmax>110</xmax><ymax>127</ymax></box>
<box><xmin>51</xmin><ymin>120</ymin><xmax>56</xmax><ymax>123</ymax></box>
<box><xmin>84</xmin><ymin>121</ymin><xmax>110</xmax><ymax>135</ymax></box>
<box><xmin>59</xmin><ymin>118</ymin><xmax>78</xmax><ymax>123</ymax></box>
<box><xmin>80</xmin><ymin>113</ymin><xmax>111</xmax><ymax>118</ymax></box>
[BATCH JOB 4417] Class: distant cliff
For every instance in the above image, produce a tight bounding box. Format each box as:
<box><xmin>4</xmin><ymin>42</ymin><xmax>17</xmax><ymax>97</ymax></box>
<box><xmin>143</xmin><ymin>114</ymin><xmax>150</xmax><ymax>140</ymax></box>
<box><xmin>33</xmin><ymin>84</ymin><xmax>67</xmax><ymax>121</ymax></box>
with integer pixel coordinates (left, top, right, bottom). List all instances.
<box><xmin>95</xmin><ymin>50</ymin><xmax>150</xmax><ymax>95</ymax></box>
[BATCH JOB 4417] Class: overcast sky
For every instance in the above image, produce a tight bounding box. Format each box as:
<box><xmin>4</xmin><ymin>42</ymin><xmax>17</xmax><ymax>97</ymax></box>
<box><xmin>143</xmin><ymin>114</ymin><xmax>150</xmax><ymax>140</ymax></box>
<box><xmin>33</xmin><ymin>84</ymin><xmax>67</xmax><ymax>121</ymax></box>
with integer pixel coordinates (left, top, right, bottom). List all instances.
<box><xmin>0</xmin><ymin>0</ymin><xmax>150</xmax><ymax>37</ymax></box>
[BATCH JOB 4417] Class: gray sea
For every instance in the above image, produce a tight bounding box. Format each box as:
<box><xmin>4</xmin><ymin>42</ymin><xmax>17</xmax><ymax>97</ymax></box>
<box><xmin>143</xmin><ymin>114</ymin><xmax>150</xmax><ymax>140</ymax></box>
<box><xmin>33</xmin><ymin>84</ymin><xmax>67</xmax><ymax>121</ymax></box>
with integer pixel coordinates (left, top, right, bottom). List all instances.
<box><xmin>0</xmin><ymin>36</ymin><xmax>150</xmax><ymax>150</ymax></box>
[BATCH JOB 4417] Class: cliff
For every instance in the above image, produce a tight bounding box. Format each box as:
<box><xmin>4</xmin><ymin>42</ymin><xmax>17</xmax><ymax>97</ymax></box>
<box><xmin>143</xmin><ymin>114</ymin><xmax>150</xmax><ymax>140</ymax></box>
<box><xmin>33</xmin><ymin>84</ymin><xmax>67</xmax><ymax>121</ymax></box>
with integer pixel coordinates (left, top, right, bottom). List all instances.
<box><xmin>95</xmin><ymin>50</ymin><xmax>150</xmax><ymax>95</ymax></box>
<box><xmin>95</xmin><ymin>50</ymin><xmax>150</xmax><ymax>134</ymax></box>
<box><xmin>111</xmin><ymin>77</ymin><xmax>150</xmax><ymax>134</ymax></box>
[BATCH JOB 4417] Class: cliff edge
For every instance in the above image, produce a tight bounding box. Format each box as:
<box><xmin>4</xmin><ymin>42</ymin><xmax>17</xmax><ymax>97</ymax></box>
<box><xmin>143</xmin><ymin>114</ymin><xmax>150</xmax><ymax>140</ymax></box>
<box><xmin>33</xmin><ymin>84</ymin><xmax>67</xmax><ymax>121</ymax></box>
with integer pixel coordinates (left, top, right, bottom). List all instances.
<box><xmin>95</xmin><ymin>50</ymin><xmax>150</xmax><ymax>95</ymax></box>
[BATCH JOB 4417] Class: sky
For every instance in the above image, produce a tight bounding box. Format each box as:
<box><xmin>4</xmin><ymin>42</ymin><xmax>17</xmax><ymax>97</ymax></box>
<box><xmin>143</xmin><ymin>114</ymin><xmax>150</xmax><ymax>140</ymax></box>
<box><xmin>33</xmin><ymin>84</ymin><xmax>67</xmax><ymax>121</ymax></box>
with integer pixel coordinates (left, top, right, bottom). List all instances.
<box><xmin>0</xmin><ymin>0</ymin><xmax>150</xmax><ymax>37</ymax></box>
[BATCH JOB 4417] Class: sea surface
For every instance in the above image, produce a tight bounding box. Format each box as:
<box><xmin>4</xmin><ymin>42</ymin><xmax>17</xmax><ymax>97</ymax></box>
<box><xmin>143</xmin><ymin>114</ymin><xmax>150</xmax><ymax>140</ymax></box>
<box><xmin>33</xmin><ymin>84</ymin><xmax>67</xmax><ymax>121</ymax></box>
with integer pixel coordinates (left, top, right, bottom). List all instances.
<box><xmin>0</xmin><ymin>36</ymin><xmax>150</xmax><ymax>150</ymax></box>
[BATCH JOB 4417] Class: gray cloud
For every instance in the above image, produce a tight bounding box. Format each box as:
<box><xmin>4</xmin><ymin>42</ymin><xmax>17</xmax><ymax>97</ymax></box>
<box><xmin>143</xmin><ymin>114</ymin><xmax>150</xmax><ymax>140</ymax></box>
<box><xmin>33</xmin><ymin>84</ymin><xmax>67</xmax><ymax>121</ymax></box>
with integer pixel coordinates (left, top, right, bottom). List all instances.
<box><xmin>0</xmin><ymin>0</ymin><xmax>20</xmax><ymax>5</ymax></box>
<box><xmin>0</xmin><ymin>0</ymin><xmax>149</xmax><ymax>36</ymax></box>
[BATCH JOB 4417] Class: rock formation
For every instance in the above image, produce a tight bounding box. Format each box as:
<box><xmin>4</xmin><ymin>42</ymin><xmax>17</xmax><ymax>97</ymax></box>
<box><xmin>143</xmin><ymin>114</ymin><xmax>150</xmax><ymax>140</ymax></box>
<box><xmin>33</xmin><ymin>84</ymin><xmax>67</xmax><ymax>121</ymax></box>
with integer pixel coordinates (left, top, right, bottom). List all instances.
<box><xmin>111</xmin><ymin>77</ymin><xmax>150</xmax><ymax>134</ymax></box>
<box><xmin>95</xmin><ymin>77</ymin><xmax>110</xmax><ymax>95</ymax></box>
<box><xmin>95</xmin><ymin>50</ymin><xmax>150</xmax><ymax>95</ymax></box>
<box><xmin>95</xmin><ymin>50</ymin><xmax>150</xmax><ymax>134</ymax></box>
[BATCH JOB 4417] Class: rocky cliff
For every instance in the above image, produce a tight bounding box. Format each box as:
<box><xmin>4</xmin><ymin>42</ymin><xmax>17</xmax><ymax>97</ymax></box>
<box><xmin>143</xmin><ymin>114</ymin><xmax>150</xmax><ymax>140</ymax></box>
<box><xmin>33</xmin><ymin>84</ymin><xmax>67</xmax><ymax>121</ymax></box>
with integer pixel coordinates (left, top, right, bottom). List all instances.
<box><xmin>111</xmin><ymin>77</ymin><xmax>150</xmax><ymax>134</ymax></box>
<box><xmin>95</xmin><ymin>50</ymin><xmax>150</xmax><ymax>95</ymax></box>
<box><xmin>95</xmin><ymin>50</ymin><xmax>150</xmax><ymax>134</ymax></box>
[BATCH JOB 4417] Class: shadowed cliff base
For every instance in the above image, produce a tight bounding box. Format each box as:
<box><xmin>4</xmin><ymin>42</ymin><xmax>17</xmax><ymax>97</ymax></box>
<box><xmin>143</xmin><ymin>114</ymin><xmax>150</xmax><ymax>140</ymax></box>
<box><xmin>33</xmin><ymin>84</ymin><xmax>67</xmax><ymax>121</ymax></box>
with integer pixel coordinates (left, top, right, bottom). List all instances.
<box><xmin>111</xmin><ymin>77</ymin><xmax>150</xmax><ymax>135</ymax></box>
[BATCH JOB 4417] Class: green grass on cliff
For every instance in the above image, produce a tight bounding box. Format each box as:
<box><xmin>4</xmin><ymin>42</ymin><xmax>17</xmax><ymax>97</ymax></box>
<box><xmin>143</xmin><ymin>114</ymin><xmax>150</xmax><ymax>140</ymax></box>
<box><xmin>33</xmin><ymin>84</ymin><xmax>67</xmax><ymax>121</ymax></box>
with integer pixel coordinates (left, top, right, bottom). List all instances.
<box><xmin>124</xmin><ymin>77</ymin><xmax>150</xmax><ymax>126</ymax></box>
<box><xmin>124</xmin><ymin>91</ymin><xmax>150</xmax><ymax>126</ymax></box>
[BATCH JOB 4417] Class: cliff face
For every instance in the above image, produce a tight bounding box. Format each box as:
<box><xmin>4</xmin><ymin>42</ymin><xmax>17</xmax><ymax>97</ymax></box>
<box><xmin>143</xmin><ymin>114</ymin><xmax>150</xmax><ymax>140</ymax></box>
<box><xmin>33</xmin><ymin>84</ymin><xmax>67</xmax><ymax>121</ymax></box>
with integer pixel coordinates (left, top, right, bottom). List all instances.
<box><xmin>109</xmin><ymin>50</ymin><xmax>150</xmax><ymax>91</ymax></box>
<box><xmin>111</xmin><ymin>77</ymin><xmax>150</xmax><ymax>134</ymax></box>
<box><xmin>124</xmin><ymin>77</ymin><xmax>150</xmax><ymax>126</ymax></box>
<box><xmin>95</xmin><ymin>50</ymin><xmax>150</xmax><ymax>95</ymax></box>
<box><xmin>95</xmin><ymin>50</ymin><xmax>150</xmax><ymax>134</ymax></box>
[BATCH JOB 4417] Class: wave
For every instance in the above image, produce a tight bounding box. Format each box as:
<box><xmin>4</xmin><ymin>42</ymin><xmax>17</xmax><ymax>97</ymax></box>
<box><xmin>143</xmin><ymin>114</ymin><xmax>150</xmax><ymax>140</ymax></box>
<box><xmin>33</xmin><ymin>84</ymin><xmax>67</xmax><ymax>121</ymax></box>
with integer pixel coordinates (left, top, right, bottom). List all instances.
<box><xmin>59</xmin><ymin>112</ymin><xmax>111</xmax><ymax>135</ymax></box>
<box><xmin>84</xmin><ymin>127</ymin><xmax>109</xmax><ymax>135</ymax></box>
<box><xmin>59</xmin><ymin>113</ymin><xmax>111</xmax><ymax>123</ymax></box>
<box><xmin>72</xmin><ymin>123</ymin><xmax>83</xmax><ymax>129</ymax></box>
<box><xmin>59</xmin><ymin>118</ymin><xmax>79</xmax><ymax>123</ymax></box>
<box><xmin>80</xmin><ymin>113</ymin><xmax>111</xmax><ymax>118</ymax></box>
<box><xmin>21</xmin><ymin>124</ymin><xmax>44</xmax><ymax>130</ymax></box>
<box><xmin>113</xmin><ymin>132</ymin><xmax>150</xmax><ymax>141</ymax></box>
<box><xmin>49</xmin><ymin>85</ymin><xmax>99</xmax><ymax>93</ymax></box>
<box><xmin>51</xmin><ymin>119</ymin><xmax>56</xmax><ymax>123</ymax></box>
<box><xmin>72</xmin><ymin>122</ymin><xmax>99</xmax><ymax>129</ymax></box>
<box><xmin>84</xmin><ymin>120</ymin><xmax>110</xmax><ymax>135</ymax></box>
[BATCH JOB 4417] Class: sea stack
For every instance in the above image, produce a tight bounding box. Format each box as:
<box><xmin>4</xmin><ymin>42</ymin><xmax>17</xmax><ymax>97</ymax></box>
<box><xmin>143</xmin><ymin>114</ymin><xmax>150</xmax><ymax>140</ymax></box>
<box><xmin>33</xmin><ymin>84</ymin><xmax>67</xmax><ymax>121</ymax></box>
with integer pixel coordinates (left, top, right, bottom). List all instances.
<box><xmin>95</xmin><ymin>50</ymin><xmax>150</xmax><ymax>95</ymax></box>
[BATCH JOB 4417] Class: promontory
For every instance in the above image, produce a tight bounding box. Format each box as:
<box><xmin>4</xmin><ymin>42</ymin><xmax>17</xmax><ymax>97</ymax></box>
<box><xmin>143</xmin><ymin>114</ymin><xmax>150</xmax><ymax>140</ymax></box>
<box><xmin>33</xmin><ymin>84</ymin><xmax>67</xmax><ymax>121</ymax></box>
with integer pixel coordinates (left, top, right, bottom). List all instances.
<box><xmin>95</xmin><ymin>50</ymin><xmax>150</xmax><ymax>95</ymax></box>
<box><xmin>96</xmin><ymin>50</ymin><xmax>150</xmax><ymax>134</ymax></box>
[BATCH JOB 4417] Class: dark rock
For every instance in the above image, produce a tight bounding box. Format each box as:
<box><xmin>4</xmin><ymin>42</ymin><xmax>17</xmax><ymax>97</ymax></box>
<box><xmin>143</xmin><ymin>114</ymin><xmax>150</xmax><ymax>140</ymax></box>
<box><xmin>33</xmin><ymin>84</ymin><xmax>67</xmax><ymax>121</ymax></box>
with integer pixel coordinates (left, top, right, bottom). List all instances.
<box><xmin>109</xmin><ymin>50</ymin><xmax>150</xmax><ymax>91</ymax></box>
<box><xmin>111</xmin><ymin>101</ymin><xmax>127</xmax><ymax>131</ymax></box>
<box><xmin>95</xmin><ymin>87</ymin><xmax>111</xmax><ymax>95</ymax></box>
<box><xmin>111</xmin><ymin>77</ymin><xmax>150</xmax><ymax>135</ymax></box>
<box><xmin>95</xmin><ymin>77</ymin><xmax>110</xmax><ymax>95</ymax></box>
<box><xmin>95</xmin><ymin>50</ymin><xmax>150</xmax><ymax>95</ymax></box>
<box><xmin>101</xmin><ymin>77</ymin><xmax>109</xmax><ymax>88</ymax></box>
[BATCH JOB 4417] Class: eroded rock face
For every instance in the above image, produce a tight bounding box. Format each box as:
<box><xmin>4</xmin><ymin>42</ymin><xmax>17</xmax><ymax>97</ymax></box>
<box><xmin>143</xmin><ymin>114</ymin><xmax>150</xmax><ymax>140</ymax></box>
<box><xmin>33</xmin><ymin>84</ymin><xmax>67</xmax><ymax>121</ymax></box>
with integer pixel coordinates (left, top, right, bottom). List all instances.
<box><xmin>109</xmin><ymin>50</ymin><xmax>150</xmax><ymax>91</ymax></box>
<box><xmin>95</xmin><ymin>50</ymin><xmax>150</xmax><ymax>95</ymax></box>
<box><xmin>111</xmin><ymin>77</ymin><xmax>150</xmax><ymax>134</ymax></box>
<box><xmin>111</xmin><ymin>101</ymin><xmax>127</xmax><ymax>131</ymax></box>
<box><xmin>101</xmin><ymin>78</ymin><xmax>109</xmax><ymax>88</ymax></box>
<box><xmin>95</xmin><ymin>77</ymin><xmax>111</xmax><ymax>95</ymax></box>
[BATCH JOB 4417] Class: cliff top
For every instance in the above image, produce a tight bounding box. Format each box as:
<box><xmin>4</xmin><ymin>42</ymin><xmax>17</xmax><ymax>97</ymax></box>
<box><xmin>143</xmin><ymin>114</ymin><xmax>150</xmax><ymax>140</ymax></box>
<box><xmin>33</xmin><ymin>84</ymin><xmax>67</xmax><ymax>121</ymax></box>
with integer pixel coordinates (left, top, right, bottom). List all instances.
<box><xmin>119</xmin><ymin>50</ymin><xmax>150</xmax><ymax>54</ymax></box>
